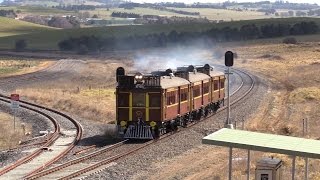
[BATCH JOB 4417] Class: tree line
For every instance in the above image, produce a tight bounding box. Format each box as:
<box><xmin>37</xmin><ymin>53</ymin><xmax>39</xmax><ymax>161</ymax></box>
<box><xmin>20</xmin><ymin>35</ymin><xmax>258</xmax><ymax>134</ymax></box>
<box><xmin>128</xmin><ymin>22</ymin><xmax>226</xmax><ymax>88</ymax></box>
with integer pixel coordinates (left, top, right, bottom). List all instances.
<box><xmin>58</xmin><ymin>21</ymin><xmax>319</xmax><ymax>53</ymax></box>
<box><xmin>151</xmin><ymin>6</ymin><xmax>200</xmax><ymax>16</ymax></box>
<box><xmin>22</xmin><ymin>16</ymin><xmax>80</xmax><ymax>29</ymax></box>
<box><xmin>53</xmin><ymin>5</ymin><xmax>96</xmax><ymax>11</ymax></box>
<box><xmin>111</xmin><ymin>12</ymin><xmax>140</xmax><ymax>18</ymax></box>
<box><xmin>0</xmin><ymin>9</ymin><xmax>17</xmax><ymax>18</ymax></box>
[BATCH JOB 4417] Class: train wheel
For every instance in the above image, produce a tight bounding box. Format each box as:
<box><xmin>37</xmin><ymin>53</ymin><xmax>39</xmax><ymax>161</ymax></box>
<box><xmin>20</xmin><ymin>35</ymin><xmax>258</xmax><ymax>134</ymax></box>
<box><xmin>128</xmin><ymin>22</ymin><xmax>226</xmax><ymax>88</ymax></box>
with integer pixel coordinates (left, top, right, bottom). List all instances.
<box><xmin>170</xmin><ymin>120</ymin><xmax>178</xmax><ymax>131</ymax></box>
<box><xmin>153</xmin><ymin>126</ymin><xmax>160</xmax><ymax>139</ymax></box>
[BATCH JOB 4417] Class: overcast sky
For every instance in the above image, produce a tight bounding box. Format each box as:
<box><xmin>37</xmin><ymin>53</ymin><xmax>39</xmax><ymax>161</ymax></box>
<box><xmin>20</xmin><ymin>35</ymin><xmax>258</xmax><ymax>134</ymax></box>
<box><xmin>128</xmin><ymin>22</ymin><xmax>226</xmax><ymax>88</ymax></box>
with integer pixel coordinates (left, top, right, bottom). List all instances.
<box><xmin>130</xmin><ymin>0</ymin><xmax>318</xmax><ymax>4</ymax></box>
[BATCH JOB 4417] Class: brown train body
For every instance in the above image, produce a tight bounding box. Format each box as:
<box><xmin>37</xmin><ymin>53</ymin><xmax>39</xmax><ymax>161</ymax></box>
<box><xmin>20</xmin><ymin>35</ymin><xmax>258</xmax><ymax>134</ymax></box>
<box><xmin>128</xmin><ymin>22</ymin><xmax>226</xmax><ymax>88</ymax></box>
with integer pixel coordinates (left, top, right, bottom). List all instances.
<box><xmin>116</xmin><ymin>64</ymin><xmax>225</xmax><ymax>139</ymax></box>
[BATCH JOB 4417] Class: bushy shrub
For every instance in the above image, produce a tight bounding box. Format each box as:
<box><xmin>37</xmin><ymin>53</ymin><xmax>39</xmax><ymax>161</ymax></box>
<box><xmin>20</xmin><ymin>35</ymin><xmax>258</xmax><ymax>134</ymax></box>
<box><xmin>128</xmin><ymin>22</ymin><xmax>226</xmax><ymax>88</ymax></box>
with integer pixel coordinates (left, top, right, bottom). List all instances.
<box><xmin>283</xmin><ymin>37</ymin><xmax>297</xmax><ymax>44</ymax></box>
<box><xmin>15</xmin><ymin>39</ymin><xmax>27</xmax><ymax>51</ymax></box>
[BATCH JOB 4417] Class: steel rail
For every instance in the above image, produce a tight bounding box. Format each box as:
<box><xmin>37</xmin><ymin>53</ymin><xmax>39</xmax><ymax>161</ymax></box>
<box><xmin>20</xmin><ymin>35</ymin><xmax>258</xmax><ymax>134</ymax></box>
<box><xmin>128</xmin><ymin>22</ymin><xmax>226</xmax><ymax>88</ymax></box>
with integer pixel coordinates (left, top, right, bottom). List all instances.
<box><xmin>0</xmin><ymin>97</ymin><xmax>60</xmax><ymax>176</ymax></box>
<box><xmin>0</xmin><ymin>94</ymin><xmax>83</xmax><ymax>178</ymax></box>
<box><xmin>25</xmin><ymin>140</ymin><xmax>129</xmax><ymax>180</ymax></box>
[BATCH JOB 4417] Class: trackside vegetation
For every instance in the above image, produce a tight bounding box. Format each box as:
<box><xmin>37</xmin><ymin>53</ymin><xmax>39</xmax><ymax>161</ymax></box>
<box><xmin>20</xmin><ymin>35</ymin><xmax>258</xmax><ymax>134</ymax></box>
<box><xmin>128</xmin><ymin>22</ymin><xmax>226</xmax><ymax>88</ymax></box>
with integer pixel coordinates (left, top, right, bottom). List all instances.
<box><xmin>58</xmin><ymin>21</ymin><xmax>319</xmax><ymax>53</ymax></box>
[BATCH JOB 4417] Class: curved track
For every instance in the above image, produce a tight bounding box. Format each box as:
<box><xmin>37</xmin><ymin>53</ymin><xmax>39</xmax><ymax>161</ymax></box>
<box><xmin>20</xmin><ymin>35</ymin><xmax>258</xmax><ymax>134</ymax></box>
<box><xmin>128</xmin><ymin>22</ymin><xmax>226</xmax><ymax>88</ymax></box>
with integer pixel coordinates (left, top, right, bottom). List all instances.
<box><xmin>0</xmin><ymin>95</ymin><xmax>83</xmax><ymax>179</ymax></box>
<box><xmin>25</xmin><ymin>66</ymin><xmax>255</xmax><ymax>180</ymax></box>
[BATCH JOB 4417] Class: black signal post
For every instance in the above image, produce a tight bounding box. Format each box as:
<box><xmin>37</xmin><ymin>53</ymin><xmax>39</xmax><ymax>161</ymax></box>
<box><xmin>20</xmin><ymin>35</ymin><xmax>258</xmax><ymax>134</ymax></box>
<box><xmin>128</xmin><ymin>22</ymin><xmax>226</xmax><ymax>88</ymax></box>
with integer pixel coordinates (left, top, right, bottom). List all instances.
<box><xmin>225</xmin><ymin>51</ymin><xmax>234</xmax><ymax>130</ymax></box>
<box><xmin>225</xmin><ymin>51</ymin><xmax>234</xmax><ymax>180</ymax></box>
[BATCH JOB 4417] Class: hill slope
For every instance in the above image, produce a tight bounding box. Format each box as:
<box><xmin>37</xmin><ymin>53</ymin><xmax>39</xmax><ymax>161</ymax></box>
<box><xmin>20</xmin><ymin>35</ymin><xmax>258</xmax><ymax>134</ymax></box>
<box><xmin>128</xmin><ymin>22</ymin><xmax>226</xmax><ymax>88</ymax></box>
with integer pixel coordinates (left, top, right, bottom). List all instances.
<box><xmin>0</xmin><ymin>17</ymin><xmax>319</xmax><ymax>50</ymax></box>
<box><xmin>0</xmin><ymin>16</ymin><xmax>54</xmax><ymax>37</ymax></box>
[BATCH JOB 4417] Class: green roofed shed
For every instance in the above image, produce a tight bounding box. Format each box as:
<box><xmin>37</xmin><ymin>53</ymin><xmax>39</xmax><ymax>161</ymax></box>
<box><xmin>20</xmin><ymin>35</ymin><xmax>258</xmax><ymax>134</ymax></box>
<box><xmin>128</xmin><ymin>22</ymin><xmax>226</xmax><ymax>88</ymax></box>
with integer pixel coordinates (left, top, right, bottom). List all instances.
<box><xmin>202</xmin><ymin>128</ymin><xmax>319</xmax><ymax>180</ymax></box>
<box><xmin>202</xmin><ymin>128</ymin><xmax>320</xmax><ymax>159</ymax></box>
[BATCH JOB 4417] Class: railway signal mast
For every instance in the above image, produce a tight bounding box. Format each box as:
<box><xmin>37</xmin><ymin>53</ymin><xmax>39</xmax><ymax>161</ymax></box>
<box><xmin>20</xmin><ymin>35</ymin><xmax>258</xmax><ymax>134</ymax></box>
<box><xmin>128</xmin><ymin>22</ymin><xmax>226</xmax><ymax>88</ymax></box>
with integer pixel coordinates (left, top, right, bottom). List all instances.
<box><xmin>225</xmin><ymin>51</ymin><xmax>234</xmax><ymax>129</ymax></box>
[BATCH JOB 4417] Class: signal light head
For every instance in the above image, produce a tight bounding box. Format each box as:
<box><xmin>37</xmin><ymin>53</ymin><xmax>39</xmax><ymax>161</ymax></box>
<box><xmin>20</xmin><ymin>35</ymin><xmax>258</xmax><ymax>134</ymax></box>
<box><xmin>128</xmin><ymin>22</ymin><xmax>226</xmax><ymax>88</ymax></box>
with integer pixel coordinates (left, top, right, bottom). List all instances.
<box><xmin>225</xmin><ymin>51</ymin><xmax>234</xmax><ymax>67</ymax></box>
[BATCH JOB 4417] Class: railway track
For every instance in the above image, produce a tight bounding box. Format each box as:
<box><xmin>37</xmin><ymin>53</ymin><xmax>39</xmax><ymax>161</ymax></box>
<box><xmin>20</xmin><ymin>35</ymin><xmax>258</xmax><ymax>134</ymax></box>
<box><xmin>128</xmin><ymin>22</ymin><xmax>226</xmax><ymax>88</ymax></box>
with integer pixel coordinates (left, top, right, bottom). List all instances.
<box><xmin>24</xmin><ymin>66</ymin><xmax>255</xmax><ymax>180</ymax></box>
<box><xmin>0</xmin><ymin>94</ymin><xmax>83</xmax><ymax>180</ymax></box>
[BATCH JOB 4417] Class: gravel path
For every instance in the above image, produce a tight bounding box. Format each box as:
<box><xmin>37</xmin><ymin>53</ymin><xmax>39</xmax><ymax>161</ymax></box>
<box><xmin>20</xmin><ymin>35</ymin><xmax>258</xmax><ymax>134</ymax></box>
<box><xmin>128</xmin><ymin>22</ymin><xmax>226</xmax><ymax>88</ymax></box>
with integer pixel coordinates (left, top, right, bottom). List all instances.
<box><xmin>87</xmin><ymin>70</ymin><xmax>269</xmax><ymax>179</ymax></box>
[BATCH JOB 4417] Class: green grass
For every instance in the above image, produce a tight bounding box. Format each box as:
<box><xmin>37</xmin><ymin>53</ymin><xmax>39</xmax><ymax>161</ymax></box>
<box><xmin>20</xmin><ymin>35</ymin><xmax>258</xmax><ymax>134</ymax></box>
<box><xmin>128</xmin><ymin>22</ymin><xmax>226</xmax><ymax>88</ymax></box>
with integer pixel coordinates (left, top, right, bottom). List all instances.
<box><xmin>0</xmin><ymin>17</ymin><xmax>319</xmax><ymax>50</ymax></box>
<box><xmin>0</xmin><ymin>5</ymin><xmax>72</xmax><ymax>15</ymax></box>
<box><xmin>167</xmin><ymin>7</ymin><xmax>271</xmax><ymax>21</ymax></box>
<box><xmin>78</xmin><ymin>7</ymin><xmax>187</xmax><ymax>20</ymax></box>
<box><xmin>83</xmin><ymin>7</ymin><xmax>272</xmax><ymax>20</ymax></box>
<box><xmin>0</xmin><ymin>59</ymin><xmax>40</xmax><ymax>76</ymax></box>
<box><xmin>0</xmin><ymin>16</ymin><xmax>55</xmax><ymax>37</ymax></box>
<box><xmin>0</xmin><ymin>67</ymin><xmax>19</xmax><ymax>74</ymax></box>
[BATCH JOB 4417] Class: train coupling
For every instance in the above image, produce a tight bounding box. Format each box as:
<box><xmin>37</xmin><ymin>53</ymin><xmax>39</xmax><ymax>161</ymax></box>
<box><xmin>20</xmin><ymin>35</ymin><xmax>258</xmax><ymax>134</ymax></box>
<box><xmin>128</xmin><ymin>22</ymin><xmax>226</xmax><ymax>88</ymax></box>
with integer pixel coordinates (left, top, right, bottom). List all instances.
<box><xmin>124</xmin><ymin>125</ymin><xmax>154</xmax><ymax>139</ymax></box>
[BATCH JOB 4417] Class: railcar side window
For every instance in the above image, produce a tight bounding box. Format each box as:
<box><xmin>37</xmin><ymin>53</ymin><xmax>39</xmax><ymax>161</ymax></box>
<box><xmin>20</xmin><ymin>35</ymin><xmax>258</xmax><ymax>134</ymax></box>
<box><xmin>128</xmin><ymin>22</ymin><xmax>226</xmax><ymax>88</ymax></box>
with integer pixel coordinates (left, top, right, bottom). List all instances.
<box><xmin>132</xmin><ymin>93</ymin><xmax>145</xmax><ymax>107</ymax></box>
<box><xmin>180</xmin><ymin>88</ymin><xmax>188</xmax><ymax>102</ymax></box>
<box><xmin>149</xmin><ymin>93</ymin><xmax>161</xmax><ymax>107</ymax></box>
<box><xmin>220</xmin><ymin>79</ymin><xmax>225</xmax><ymax>89</ymax></box>
<box><xmin>118</xmin><ymin>93</ymin><xmax>129</xmax><ymax>107</ymax></box>
<box><xmin>203</xmin><ymin>83</ymin><xmax>209</xmax><ymax>94</ymax></box>
<box><xmin>193</xmin><ymin>87</ymin><xmax>201</xmax><ymax>97</ymax></box>
<box><xmin>166</xmin><ymin>91</ymin><xmax>176</xmax><ymax>105</ymax></box>
<box><xmin>214</xmin><ymin>80</ymin><xmax>219</xmax><ymax>91</ymax></box>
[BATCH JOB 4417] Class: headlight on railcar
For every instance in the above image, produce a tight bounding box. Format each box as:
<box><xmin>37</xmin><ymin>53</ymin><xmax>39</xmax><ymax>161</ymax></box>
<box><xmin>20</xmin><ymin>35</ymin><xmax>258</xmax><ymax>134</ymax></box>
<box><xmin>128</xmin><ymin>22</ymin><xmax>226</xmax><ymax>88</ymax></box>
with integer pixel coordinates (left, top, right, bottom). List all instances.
<box><xmin>150</xmin><ymin>121</ymin><xmax>157</xmax><ymax>129</ymax></box>
<box><xmin>120</xmin><ymin>121</ymin><xmax>127</xmax><ymax>127</ymax></box>
<box><xmin>135</xmin><ymin>73</ymin><xmax>143</xmax><ymax>83</ymax></box>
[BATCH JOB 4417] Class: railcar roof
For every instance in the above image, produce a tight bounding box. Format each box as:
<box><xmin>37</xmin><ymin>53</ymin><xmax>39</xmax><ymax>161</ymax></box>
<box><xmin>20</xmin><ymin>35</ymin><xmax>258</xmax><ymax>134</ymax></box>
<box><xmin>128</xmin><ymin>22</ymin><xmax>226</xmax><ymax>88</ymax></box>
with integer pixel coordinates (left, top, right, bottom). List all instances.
<box><xmin>188</xmin><ymin>72</ymin><xmax>210</xmax><ymax>83</ymax></box>
<box><xmin>160</xmin><ymin>76</ymin><xmax>190</xmax><ymax>89</ymax></box>
<box><xmin>210</xmin><ymin>70</ymin><xmax>225</xmax><ymax>77</ymax></box>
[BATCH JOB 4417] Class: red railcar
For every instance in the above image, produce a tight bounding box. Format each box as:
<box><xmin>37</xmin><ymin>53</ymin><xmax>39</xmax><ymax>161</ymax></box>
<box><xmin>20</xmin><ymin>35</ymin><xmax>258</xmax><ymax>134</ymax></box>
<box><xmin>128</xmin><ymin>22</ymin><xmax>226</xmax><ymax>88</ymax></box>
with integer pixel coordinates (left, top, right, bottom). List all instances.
<box><xmin>116</xmin><ymin>64</ymin><xmax>225</xmax><ymax>139</ymax></box>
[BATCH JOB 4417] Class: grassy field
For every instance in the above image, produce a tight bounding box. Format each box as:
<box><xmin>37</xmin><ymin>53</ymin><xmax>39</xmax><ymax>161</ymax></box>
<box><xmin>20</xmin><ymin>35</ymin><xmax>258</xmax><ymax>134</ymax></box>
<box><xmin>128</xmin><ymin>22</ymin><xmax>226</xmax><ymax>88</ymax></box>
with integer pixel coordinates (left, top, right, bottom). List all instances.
<box><xmin>168</xmin><ymin>7</ymin><xmax>271</xmax><ymax>21</ymax></box>
<box><xmin>0</xmin><ymin>17</ymin><xmax>319</xmax><ymax>50</ymax></box>
<box><xmin>0</xmin><ymin>112</ymin><xmax>27</xmax><ymax>150</ymax></box>
<box><xmin>0</xmin><ymin>6</ymin><xmax>71</xmax><ymax>15</ymax></box>
<box><xmin>0</xmin><ymin>58</ymin><xmax>51</xmax><ymax>77</ymax></box>
<box><xmin>80</xmin><ymin>7</ymin><xmax>185</xmax><ymax>20</ymax></box>
<box><xmin>0</xmin><ymin>16</ymin><xmax>54</xmax><ymax>37</ymax></box>
<box><xmin>81</xmin><ymin>7</ymin><xmax>270</xmax><ymax>20</ymax></box>
<box><xmin>15</xmin><ymin>60</ymin><xmax>126</xmax><ymax>124</ymax></box>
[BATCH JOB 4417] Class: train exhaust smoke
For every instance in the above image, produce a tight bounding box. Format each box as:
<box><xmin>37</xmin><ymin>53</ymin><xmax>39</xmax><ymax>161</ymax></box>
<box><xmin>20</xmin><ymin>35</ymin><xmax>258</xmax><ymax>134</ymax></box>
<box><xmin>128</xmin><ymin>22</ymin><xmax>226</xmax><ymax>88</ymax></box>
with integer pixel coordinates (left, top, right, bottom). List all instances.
<box><xmin>132</xmin><ymin>46</ymin><xmax>224</xmax><ymax>73</ymax></box>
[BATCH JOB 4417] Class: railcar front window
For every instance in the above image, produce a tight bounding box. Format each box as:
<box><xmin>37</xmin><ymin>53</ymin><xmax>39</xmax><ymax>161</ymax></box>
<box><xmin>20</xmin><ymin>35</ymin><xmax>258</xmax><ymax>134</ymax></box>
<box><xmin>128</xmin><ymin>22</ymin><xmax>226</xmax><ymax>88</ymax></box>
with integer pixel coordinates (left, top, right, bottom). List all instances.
<box><xmin>149</xmin><ymin>93</ymin><xmax>161</xmax><ymax>107</ymax></box>
<box><xmin>118</xmin><ymin>93</ymin><xmax>129</xmax><ymax>107</ymax></box>
<box><xmin>132</xmin><ymin>93</ymin><xmax>145</xmax><ymax>107</ymax></box>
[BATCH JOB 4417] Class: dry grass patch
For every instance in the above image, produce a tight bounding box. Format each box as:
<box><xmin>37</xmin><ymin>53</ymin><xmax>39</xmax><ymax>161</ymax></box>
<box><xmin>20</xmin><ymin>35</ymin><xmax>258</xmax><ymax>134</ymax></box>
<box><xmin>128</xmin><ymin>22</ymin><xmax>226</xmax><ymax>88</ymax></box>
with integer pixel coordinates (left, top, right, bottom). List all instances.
<box><xmin>21</xmin><ymin>88</ymin><xmax>116</xmax><ymax>123</ymax></box>
<box><xmin>0</xmin><ymin>58</ymin><xmax>52</xmax><ymax>77</ymax></box>
<box><xmin>289</xmin><ymin>87</ymin><xmax>320</xmax><ymax>103</ymax></box>
<box><xmin>0</xmin><ymin>112</ymin><xmax>30</xmax><ymax>150</ymax></box>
